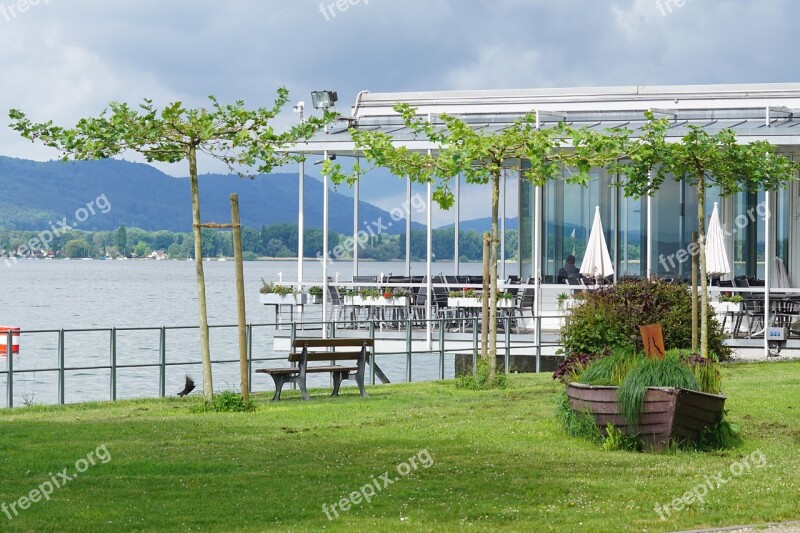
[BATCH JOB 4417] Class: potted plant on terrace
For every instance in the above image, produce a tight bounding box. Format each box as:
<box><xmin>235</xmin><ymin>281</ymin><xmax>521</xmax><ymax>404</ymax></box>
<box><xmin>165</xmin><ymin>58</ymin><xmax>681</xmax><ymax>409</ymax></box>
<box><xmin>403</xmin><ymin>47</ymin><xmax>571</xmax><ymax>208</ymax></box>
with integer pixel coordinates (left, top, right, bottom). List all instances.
<box><xmin>259</xmin><ymin>279</ymin><xmax>307</xmax><ymax>305</ymax></box>
<box><xmin>308</xmin><ymin>286</ymin><xmax>324</xmax><ymax>304</ymax></box>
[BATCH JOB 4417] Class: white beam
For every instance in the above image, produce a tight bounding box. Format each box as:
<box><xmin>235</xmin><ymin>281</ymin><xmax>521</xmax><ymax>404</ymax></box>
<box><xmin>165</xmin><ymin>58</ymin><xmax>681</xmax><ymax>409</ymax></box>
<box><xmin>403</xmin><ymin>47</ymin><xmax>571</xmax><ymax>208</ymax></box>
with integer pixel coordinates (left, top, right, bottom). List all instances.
<box><xmin>322</xmin><ymin>150</ymin><xmax>330</xmax><ymax>337</ymax></box>
<box><xmin>353</xmin><ymin>158</ymin><xmax>360</xmax><ymax>277</ymax></box>
<box><xmin>455</xmin><ymin>174</ymin><xmax>460</xmax><ymax>276</ymax></box>
<box><xmin>406</xmin><ymin>176</ymin><xmax>412</xmax><ymax>276</ymax></box>
<box><xmin>297</xmin><ymin>159</ymin><xmax>304</xmax><ymax>292</ymax></box>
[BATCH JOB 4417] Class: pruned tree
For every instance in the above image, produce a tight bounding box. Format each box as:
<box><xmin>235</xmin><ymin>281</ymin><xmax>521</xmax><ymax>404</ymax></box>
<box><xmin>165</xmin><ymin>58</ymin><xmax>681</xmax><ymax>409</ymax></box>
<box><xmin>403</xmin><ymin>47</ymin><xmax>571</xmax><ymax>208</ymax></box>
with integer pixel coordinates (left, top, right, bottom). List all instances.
<box><xmin>613</xmin><ymin>112</ymin><xmax>798</xmax><ymax>357</ymax></box>
<box><xmin>10</xmin><ymin>90</ymin><xmax>333</xmax><ymax>400</ymax></box>
<box><xmin>327</xmin><ymin>104</ymin><xmax>621</xmax><ymax>385</ymax></box>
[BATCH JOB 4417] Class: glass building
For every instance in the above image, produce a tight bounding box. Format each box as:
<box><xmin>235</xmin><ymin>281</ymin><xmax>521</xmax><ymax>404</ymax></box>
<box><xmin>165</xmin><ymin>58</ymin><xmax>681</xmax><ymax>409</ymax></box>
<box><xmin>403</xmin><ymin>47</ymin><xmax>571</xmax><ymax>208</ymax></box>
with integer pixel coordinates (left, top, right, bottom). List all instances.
<box><xmin>299</xmin><ymin>83</ymin><xmax>800</xmax><ymax>290</ymax></box>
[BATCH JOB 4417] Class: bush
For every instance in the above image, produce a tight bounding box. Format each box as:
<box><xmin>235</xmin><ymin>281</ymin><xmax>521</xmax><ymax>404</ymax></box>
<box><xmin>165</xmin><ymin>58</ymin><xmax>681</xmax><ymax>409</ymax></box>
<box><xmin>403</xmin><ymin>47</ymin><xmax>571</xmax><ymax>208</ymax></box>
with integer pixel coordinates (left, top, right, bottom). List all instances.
<box><xmin>560</xmin><ymin>279</ymin><xmax>731</xmax><ymax>360</ymax></box>
<box><xmin>456</xmin><ymin>357</ymin><xmax>508</xmax><ymax>390</ymax></box>
<box><xmin>193</xmin><ymin>391</ymin><xmax>255</xmax><ymax>413</ymax></box>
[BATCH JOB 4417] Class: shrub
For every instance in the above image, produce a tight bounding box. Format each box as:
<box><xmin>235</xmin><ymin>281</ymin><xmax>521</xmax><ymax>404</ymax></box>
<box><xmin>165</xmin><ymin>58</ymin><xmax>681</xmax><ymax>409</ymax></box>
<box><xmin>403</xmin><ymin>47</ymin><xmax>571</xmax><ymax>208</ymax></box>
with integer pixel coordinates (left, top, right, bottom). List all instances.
<box><xmin>552</xmin><ymin>353</ymin><xmax>595</xmax><ymax>384</ymax></box>
<box><xmin>456</xmin><ymin>357</ymin><xmax>507</xmax><ymax>390</ymax></box>
<box><xmin>560</xmin><ymin>278</ymin><xmax>731</xmax><ymax>360</ymax></box>
<box><xmin>193</xmin><ymin>391</ymin><xmax>255</xmax><ymax>413</ymax></box>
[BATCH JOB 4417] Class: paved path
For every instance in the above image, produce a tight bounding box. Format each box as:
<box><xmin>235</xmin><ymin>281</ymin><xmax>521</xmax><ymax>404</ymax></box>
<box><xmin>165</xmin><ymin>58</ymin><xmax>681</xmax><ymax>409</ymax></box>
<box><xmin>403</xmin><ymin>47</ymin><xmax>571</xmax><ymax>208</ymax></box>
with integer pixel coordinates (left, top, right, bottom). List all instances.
<box><xmin>677</xmin><ymin>522</ymin><xmax>800</xmax><ymax>533</ymax></box>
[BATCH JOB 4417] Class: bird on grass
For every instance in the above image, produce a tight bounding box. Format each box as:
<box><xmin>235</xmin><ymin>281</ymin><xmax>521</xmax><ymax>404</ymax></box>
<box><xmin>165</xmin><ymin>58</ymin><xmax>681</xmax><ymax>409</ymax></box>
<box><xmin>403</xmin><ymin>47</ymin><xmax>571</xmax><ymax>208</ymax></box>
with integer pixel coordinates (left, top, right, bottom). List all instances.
<box><xmin>177</xmin><ymin>376</ymin><xmax>195</xmax><ymax>397</ymax></box>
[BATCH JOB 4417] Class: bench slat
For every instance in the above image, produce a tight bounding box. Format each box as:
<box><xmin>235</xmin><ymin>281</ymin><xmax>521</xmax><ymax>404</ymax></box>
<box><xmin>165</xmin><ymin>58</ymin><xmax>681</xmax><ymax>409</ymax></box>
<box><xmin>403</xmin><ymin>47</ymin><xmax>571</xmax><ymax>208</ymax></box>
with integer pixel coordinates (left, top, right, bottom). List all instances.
<box><xmin>292</xmin><ymin>338</ymin><xmax>374</xmax><ymax>348</ymax></box>
<box><xmin>256</xmin><ymin>366</ymin><xmax>357</xmax><ymax>376</ymax></box>
<box><xmin>288</xmin><ymin>351</ymin><xmax>365</xmax><ymax>362</ymax></box>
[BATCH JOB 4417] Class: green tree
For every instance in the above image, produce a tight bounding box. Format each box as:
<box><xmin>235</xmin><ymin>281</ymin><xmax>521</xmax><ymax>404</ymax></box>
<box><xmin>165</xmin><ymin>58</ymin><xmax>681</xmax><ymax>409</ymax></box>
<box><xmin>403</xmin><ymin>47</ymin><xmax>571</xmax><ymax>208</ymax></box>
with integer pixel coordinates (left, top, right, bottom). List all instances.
<box><xmin>328</xmin><ymin>105</ymin><xmax>614</xmax><ymax>385</ymax></box>
<box><xmin>116</xmin><ymin>225</ymin><xmax>128</xmax><ymax>256</ymax></box>
<box><xmin>613</xmin><ymin>113</ymin><xmax>799</xmax><ymax>357</ymax></box>
<box><xmin>10</xmin><ymin>90</ymin><xmax>333</xmax><ymax>401</ymax></box>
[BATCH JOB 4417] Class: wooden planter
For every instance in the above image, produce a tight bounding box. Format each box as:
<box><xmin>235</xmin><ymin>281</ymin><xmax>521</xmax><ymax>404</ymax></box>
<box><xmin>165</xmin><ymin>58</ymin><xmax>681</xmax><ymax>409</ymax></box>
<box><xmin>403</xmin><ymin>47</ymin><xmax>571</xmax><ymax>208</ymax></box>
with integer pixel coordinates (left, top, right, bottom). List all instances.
<box><xmin>566</xmin><ymin>382</ymin><xmax>726</xmax><ymax>450</ymax></box>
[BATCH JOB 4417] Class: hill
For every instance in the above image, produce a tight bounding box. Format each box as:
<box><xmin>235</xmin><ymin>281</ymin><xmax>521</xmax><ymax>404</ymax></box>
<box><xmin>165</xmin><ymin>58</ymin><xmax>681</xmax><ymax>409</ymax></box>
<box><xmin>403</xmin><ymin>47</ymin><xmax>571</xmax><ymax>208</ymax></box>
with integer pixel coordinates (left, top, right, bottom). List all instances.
<box><xmin>0</xmin><ymin>156</ymin><xmax>419</xmax><ymax>234</ymax></box>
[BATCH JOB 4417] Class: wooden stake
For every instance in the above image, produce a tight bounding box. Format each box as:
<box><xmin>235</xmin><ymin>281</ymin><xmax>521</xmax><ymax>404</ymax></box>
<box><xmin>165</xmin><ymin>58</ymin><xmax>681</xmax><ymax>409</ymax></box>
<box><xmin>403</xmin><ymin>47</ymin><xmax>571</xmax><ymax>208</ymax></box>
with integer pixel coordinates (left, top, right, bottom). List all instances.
<box><xmin>230</xmin><ymin>194</ymin><xmax>249</xmax><ymax>403</ymax></box>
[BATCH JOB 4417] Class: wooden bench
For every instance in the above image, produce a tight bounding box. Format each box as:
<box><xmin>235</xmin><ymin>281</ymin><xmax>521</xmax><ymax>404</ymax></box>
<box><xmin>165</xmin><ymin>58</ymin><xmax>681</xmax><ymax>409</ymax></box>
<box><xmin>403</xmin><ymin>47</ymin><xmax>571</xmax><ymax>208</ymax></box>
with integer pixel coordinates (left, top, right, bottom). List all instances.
<box><xmin>256</xmin><ymin>338</ymin><xmax>374</xmax><ymax>401</ymax></box>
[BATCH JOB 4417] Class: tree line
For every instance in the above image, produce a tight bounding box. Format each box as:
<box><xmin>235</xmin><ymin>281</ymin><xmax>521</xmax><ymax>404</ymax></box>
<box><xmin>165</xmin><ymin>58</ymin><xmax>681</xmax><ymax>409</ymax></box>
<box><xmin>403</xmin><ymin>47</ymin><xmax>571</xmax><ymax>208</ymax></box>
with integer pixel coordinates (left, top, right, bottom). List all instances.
<box><xmin>0</xmin><ymin>223</ymin><xmax>519</xmax><ymax>261</ymax></box>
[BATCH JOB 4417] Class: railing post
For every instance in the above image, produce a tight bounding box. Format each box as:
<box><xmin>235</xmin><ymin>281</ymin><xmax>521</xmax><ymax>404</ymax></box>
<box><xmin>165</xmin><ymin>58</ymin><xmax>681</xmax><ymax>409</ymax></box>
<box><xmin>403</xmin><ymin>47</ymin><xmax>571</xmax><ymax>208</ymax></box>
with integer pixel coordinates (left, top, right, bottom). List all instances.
<box><xmin>439</xmin><ymin>317</ymin><xmax>445</xmax><ymax>380</ymax></box>
<box><xmin>369</xmin><ymin>320</ymin><xmax>376</xmax><ymax>385</ymax></box>
<box><xmin>504</xmin><ymin>316</ymin><xmax>511</xmax><ymax>375</ymax></box>
<box><xmin>246</xmin><ymin>324</ymin><xmax>253</xmax><ymax>394</ymax></box>
<box><xmin>406</xmin><ymin>316</ymin><xmax>412</xmax><ymax>383</ymax></box>
<box><xmin>58</xmin><ymin>329</ymin><xmax>65</xmax><ymax>405</ymax></box>
<box><xmin>472</xmin><ymin>317</ymin><xmax>478</xmax><ymax>375</ymax></box>
<box><xmin>110</xmin><ymin>328</ymin><xmax>117</xmax><ymax>401</ymax></box>
<box><xmin>535</xmin><ymin>315</ymin><xmax>541</xmax><ymax>374</ymax></box>
<box><xmin>159</xmin><ymin>327</ymin><xmax>166</xmax><ymax>398</ymax></box>
<box><xmin>290</xmin><ymin>321</ymin><xmax>297</xmax><ymax>391</ymax></box>
<box><xmin>6</xmin><ymin>330</ymin><xmax>13</xmax><ymax>409</ymax></box>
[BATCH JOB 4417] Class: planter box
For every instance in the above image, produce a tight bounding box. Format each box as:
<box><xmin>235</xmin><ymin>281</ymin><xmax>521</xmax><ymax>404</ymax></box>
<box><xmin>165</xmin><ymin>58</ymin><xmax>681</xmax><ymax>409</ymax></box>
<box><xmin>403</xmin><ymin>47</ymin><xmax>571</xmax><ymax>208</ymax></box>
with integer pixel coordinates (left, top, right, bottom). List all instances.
<box><xmin>448</xmin><ymin>297</ymin><xmax>514</xmax><ymax>309</ymax></box>
<box><xmin>308</xmin><ymin>295</ymin><xmax>323</xmax><ymax>304</ymax></box>
<box><xmin>345</xmin><ymin>296</ymin><xmax>409</xmax><ymax>307</ymax></box>
<box><xmin>711</xmin><ymin>301</ymin><xmax>741</xmax><ymax>314</ymax></box>
<box><xmin>259</xmin><ymin>293</ymin><xmax>307</xmax><ymax>305</ymax></box>
<box><xmin>566</xmin><ymin>382</ymin><xmax>727</xmax><ymax>450</ymax></box>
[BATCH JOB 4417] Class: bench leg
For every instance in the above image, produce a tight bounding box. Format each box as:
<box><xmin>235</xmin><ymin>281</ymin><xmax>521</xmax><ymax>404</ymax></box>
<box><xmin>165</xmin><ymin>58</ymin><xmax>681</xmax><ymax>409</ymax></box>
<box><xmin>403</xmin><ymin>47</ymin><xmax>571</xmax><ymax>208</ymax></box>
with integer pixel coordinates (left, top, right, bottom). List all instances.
<box><xmin>299</xmin><ymin>377</ymin><xmax>311</xmax><ymax>401</ymax></box>
<box><xmin>271</xmin><ymin>375</ymin><xmax>287</xmax><ymax>401</ymax></box>
<box><xmin>356</xmin><ymin>369</ymin><xmax>368</xmax><ymax>398</ymax></box>
<box><xmin>331</xmin><ymin>372</ymin><xmax>345</xmax><ymax>397</ymax></box>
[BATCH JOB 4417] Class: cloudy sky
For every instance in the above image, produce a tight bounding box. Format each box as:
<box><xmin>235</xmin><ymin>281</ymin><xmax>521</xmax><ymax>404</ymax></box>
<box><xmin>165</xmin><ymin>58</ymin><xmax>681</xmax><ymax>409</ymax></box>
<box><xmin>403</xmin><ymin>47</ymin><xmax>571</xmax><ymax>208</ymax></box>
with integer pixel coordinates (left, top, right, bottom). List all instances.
<box><xmin>1</xmin><ymin>0</ymin><xmax>798</xmax><ymax>225</ymax></box>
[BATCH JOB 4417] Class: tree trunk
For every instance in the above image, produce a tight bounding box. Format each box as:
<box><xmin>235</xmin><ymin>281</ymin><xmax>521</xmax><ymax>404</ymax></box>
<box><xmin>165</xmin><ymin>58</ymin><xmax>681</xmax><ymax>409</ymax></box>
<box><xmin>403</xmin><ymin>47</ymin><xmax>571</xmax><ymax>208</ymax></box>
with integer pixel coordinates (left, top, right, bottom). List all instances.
<box><xmin>691</xmin><ymin>231</ymin><xmax>698</xmax><ymax>352</ymax></box>
<box><xmin>190</xmin><ymin>145</ymin><xmax>214</xmax><ymax>401</ymax></box>
<box><xmin>697</xmin><ymin>171</ymin><xmax>709</xmax><ymax>358</ymax></box>
<box><xmin>488</xmin><ymin>170</ymin><xmax>500</xmax><ymax>384</ymax></box>
<box><xmin>481</xmin><ymin>233</ymin><xmax>490</xmax><ymax>360</ymax></box>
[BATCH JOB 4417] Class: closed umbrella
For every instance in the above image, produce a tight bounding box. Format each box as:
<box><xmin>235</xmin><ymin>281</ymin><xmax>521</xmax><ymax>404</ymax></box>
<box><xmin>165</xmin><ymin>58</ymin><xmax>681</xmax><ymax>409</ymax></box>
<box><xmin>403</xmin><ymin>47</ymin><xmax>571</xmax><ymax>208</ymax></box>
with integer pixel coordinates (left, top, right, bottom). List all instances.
<box><xmin>771</xmin><ymin>257</ymin><xmax>791</xmax><ymax>288</ymax></box>
<box><xmin>580</xmin><ymin>206</ymin><xmax>614</xmax><ymax>281</ymax></box>
<box><xmin>705</xmin><ymin>202</ymin><xmax>731</xmax><ymax>276</ymax></box>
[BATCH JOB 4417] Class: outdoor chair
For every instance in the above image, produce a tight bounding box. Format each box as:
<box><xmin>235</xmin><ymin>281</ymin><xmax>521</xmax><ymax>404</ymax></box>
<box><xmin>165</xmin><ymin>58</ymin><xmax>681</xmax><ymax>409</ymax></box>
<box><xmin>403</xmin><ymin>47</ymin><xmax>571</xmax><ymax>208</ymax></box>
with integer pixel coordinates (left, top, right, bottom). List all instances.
<box><xmin>735</xmin><ymin>296</ymin><xmax>765</xmax><ymax>338</ymax></box>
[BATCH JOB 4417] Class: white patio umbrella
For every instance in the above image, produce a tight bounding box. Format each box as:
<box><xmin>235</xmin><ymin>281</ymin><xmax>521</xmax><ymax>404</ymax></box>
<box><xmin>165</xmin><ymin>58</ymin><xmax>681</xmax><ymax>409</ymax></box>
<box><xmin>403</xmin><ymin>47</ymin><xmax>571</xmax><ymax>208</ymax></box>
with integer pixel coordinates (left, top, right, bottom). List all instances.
<box><xmin>705</xmin><ymin>202</ymin><xmax>731</xmax><ymax>276</ymax></box>
<box><xmin>771</xmin><ymin>257</ymin><xmax>791</xmax><ymax>288</ymax></box>
<box><xmin>580</xmin><ymin>206</ymin><xmax>614</xmax><ymax>280</ymax></box>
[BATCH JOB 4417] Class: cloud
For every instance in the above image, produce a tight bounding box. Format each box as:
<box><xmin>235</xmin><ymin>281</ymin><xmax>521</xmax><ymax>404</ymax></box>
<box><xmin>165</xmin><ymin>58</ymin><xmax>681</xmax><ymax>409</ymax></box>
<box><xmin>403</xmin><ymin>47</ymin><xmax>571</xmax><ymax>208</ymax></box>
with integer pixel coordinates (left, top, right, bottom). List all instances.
<box><xmin>2</xmin><ymin>0</ymin><xmax>800</xmax><ymax>221</ymax></box>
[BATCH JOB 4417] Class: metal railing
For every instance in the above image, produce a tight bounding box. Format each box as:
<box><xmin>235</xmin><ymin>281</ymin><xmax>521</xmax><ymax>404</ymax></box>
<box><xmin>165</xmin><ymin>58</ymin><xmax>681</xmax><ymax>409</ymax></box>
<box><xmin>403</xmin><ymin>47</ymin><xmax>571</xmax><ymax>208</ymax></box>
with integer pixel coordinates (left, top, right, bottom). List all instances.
<box><xmin>2</xmin><ymin>315</ymin><xmax>560</xmax><ymax>409</ymax></box>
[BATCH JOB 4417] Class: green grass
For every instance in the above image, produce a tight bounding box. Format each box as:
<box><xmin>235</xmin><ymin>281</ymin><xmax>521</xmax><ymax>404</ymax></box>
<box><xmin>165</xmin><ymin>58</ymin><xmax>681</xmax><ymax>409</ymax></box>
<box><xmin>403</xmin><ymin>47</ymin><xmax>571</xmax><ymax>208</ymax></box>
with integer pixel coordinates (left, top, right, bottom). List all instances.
<box><xmin>1</xmin><ymin>362</ymin><xmax>800</xmax><ymax>532</ymax></box>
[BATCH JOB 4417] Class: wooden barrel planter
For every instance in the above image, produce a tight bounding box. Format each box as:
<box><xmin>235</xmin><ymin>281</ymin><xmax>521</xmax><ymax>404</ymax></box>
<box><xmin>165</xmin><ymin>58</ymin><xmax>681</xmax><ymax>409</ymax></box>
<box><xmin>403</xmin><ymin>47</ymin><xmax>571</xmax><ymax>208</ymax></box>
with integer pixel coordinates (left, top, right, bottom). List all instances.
<box><xmin>566</xmin><ymin>382</ymin><xmax>727</xmax><ymax>450</ymax></box>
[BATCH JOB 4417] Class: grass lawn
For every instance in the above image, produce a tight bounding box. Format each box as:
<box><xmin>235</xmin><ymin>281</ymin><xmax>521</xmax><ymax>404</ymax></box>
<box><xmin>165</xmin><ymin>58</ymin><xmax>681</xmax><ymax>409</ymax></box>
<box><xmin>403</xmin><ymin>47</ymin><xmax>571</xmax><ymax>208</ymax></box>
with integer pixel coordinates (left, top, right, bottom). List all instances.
<box><xmin>0</xmin><ymin>361</ymin><xmax>799</xmax><ymax>532</ymax></box>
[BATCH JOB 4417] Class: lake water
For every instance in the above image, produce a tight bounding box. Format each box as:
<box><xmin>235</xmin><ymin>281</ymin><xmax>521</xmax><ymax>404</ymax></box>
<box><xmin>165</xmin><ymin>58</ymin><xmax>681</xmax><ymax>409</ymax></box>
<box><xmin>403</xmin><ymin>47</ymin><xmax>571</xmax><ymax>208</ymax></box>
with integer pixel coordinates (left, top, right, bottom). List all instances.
<box><xmin>0</xmin><ymin>259</ymin><xmax>484</xmax><ymax>407</ymax></box>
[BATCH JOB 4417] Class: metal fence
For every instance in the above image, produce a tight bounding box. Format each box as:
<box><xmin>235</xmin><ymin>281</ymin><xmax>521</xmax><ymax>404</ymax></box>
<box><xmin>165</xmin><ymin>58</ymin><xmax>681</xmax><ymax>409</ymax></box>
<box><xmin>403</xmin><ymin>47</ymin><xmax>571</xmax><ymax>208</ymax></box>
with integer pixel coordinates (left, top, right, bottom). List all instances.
<box><xmin>2</xmin><ymin>315</ymin><xmax>556</xmax><ymax>409</ymax></box>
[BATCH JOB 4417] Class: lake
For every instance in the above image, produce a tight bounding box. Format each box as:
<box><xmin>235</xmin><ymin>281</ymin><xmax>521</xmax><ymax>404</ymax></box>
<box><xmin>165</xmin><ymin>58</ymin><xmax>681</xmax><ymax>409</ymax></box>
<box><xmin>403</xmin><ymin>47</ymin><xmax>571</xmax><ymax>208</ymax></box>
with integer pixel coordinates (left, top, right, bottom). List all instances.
<box><xmin>0</xmin><ymin>259</ymin><xmax>484</xmax><ymax>407</ymax></box>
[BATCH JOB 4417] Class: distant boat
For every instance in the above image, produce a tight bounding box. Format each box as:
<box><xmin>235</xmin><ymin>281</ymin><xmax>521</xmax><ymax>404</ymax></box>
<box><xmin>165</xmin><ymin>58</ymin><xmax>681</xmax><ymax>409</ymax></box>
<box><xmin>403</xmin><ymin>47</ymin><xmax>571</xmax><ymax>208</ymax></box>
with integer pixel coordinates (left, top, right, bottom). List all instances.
<box><xmin>218</xmin><ymin>257</ymin><xmax>227</xmax><ymax>262</ymax></box>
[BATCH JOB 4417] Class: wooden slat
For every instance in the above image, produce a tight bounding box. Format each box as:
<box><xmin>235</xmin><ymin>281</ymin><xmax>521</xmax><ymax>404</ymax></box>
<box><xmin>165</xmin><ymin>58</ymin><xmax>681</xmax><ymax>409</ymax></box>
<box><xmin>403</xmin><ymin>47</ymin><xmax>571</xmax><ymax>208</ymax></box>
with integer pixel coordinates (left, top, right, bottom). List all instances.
<box><xmin>256</xmin><ymin>368</ymin><xmax>298</xmax><ymax>375</ymax></box>
<box><xmin>288</xmin><ymin>351</ymin><xmax>363</xmax><ymax>362</ymax></box>
<box><xmin>304</xmin><ymin>366</ymin><xmax>358</xmax><ymax>373</ymax></box>
<box><xmin>292</xmin><ymin>338</ymin><xmax>374</xmax><ymax>348</ymax></box>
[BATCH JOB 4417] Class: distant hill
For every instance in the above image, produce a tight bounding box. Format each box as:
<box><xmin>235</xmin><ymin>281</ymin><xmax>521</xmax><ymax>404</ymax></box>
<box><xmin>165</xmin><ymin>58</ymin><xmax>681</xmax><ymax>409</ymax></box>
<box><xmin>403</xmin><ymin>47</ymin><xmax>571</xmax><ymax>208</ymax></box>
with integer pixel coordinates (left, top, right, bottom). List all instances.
<box><xmin>0</xmin><ymin>156</ymin><xmax>420</xmax><ymax>234</ymax></box>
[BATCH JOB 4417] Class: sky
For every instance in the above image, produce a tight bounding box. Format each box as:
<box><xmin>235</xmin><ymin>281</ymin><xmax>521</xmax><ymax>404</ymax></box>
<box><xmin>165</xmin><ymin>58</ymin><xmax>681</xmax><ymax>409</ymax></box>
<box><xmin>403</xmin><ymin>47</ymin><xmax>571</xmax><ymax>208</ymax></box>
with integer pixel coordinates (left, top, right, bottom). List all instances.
<box><xmin>2</xmin><ymin>0</ymin><xmax>799</xmax><ymax>226</ymax></box>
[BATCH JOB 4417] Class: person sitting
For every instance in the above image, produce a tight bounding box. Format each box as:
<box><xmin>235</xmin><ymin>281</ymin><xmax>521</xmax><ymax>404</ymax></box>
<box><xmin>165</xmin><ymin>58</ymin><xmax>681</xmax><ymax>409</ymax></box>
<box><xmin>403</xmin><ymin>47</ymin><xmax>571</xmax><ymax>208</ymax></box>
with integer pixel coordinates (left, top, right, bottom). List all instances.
<box><xmin>557</xmin><ymin>255</ymin><xmax>581</xmax><ymax>284</ymax></box>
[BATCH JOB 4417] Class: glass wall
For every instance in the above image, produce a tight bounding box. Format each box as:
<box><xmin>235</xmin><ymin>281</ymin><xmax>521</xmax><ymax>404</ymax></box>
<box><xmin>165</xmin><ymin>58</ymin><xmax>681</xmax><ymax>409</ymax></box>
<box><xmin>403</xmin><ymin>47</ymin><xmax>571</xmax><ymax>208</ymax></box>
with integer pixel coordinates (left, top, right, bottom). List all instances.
<box><xmin>516</xmin><ymin>171</ymin><xmax>791</xmax><ymax>285</ymax></box>
<box><xmin>541</xmin><ymin>169</ymin><xmax>614</xmax><ymax>283</ymax></box>
<box><xmin>650</xmin><ymin>178</ymin><xmax>720</xmax><ymax>280</ymax></box>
